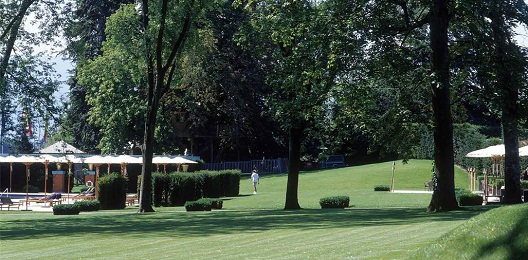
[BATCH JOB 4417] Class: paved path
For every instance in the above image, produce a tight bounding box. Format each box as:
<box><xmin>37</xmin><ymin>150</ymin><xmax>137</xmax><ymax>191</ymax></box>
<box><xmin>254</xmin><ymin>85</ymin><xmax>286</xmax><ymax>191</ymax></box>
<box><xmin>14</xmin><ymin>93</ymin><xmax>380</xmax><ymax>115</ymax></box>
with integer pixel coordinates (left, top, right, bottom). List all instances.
<box><xmin>392</xmin><ymin>190</ymin><xmax>433</xmax><ymax>194</ymax></box>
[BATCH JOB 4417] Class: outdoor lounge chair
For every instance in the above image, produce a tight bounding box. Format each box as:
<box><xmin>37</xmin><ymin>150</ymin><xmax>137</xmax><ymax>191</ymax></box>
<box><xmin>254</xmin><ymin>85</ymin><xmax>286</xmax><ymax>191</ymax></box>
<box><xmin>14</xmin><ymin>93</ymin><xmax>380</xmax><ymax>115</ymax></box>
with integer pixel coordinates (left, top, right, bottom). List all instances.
<box><xmin>71</xmin><ymin>187</ymin><xmax>96</xmax><ymax>201</ymax></box>
<box><xmin>0</xmin><ymin>197</ymin><xmax>22</xmax><ymax>210</ymax></box>
<box><xmin>26</xmin><ymin>193</ymin><xmax>62</xmax><ymax>206</ymax></box>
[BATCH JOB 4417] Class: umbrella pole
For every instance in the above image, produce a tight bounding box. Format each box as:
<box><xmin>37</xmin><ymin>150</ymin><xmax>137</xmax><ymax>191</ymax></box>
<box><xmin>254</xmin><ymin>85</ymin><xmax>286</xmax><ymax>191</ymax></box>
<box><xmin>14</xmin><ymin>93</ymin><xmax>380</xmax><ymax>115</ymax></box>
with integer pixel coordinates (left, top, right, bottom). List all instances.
<box><xmin>23</xmin><ymin>162</ymin><xmax>32</xmax><ymax>211</ymax></box>
<box><xmin>43</xmin><ymin>161</ymin><xmax>49</xmax><ymax>197</ymax></box>
<box><xmin>95</xmin><ymin>164</ymin><xmax>101</xmax><ymax>198</ymax></box>
<box><xmin>67</xmin><ymin>162</ymin><xmax>73</xmax><ymax>203</ymax></box>
<box><xmin>9</xmin><ymin>162</ymin><xmax>13</xmax><ymax>192</ymax></box>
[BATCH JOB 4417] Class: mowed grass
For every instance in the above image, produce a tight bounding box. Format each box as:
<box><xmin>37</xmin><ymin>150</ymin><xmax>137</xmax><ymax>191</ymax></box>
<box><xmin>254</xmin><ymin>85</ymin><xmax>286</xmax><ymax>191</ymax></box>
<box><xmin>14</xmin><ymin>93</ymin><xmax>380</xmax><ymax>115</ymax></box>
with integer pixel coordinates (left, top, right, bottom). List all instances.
<box><xmin>411</xmin><ymin>203</ymin><xmax>528</xmax><ymax>260</ymax></box>
<box><xmin>0</xmin><ymin>160</ymin><xmax>497</xmax><ymax>260</ymax></box>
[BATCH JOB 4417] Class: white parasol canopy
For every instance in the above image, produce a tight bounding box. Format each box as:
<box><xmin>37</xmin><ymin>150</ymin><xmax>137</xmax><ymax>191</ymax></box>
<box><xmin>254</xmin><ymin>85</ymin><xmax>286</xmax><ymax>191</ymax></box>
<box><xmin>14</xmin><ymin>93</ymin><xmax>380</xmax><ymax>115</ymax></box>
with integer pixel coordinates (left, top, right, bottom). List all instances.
<box><xmin>466</xmin><ymin>144</ymin><xmax>505</xmax><ymax>158</ymax></box>
<box><xmin>519</xmin><ymin>146</ymin><xmax>528</xmax><ymax>157</ymax></box>
<box><xmin>152</xmin><ymin>155</ymin><xmax>197</xmax><ymax>164</ymax></box>
<box><xmin>466</xmin><ymin>144</ymin><xmax>528</xmax><ymax>158</ymax></box>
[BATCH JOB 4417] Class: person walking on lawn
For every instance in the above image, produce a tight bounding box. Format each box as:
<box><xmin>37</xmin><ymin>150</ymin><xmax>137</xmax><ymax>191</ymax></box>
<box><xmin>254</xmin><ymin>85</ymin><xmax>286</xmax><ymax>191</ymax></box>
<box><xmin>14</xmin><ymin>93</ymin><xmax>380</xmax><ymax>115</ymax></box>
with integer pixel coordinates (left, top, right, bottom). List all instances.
<box><xmin>251</xmin><ymin>169</ymin><xmax>260</xmax><ymax>194</ymax></box>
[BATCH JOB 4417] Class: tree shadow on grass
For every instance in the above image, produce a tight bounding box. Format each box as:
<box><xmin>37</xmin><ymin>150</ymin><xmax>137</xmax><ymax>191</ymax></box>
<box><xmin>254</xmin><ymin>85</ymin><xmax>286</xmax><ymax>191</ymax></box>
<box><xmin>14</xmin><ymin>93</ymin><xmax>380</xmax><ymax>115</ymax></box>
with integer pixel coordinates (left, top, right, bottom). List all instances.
<box><xmin>0</xmin><ymin>206</ymin><xmax>492</xmax><ymax>240</ymax></box>
<box><xmin>474</xmin><ymin>214</ymin><xmax>528</xmax><ymax>259</ymax></box>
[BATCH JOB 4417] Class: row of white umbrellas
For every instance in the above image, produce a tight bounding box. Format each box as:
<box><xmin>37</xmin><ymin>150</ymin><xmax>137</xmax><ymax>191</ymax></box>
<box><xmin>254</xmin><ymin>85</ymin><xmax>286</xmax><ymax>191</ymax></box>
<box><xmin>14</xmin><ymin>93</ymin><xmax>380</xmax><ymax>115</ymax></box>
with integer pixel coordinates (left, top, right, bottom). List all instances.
<box><xmin>466</xmin><ymin>144</ymin><xmax>528</xmax><ymax>158</ymax></box>
<box><xmin>0</xmin><ymin>154</ymin><xmax>197</xmax><ymax>165</ymax></box>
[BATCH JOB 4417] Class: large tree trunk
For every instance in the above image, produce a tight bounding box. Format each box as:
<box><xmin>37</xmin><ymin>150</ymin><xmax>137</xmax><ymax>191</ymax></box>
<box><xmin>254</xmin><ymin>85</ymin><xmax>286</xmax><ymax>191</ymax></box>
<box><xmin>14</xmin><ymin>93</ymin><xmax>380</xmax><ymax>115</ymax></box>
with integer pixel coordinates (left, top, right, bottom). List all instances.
<box><xmin>284</xmin><ymin>125</ymin><xmax>302</xmax><ymax>210</ymax></box>
<box><xmin>490</xmin><ymin>2</ymin><xmax>522</xmax><ymax>204</ymax></box>
<box><xmin>427</xmin><ymin>0</ymin><xmax>459</xmax><ymax>212</ymax></box>
<box><xmin>138</xmin><ymin>0</ymin><xmax>155</xmax><ymax>213</ymax></box>
<box><xmin>138</xmin><ymin>102</ymin><xmax>158</xmax><ymax>213</ymax></box>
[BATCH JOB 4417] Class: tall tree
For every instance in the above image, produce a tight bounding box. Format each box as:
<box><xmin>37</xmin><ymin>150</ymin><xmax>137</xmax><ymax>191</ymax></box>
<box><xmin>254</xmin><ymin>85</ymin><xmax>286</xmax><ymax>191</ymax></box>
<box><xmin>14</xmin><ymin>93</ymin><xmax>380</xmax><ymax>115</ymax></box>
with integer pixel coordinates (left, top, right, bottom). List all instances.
<box><xmin>62</xmin><ymin>0</ymin><xmax>134</xmax><ymax>153</ymax></box>
<box><xmin>136</xmin><ymin>0</ymin><xmax>218</xmax><ymax>212</ymax></box>
<box><xmin>484</xmin><ymin>0</ymin><xmax>526</xmax><ymax>204</ymax></box>
<box><xmin>452</xmin><ymin>0</ymin><xmax>528</xmax><ymax>203</ymax></box>
<box><xmin>427</xmin><ymin>0</ymin><xmax>458</xmax><ymax>212</ymax></box>
<box><xmin>236</xmin><ymin>0</ymin><xmax>338</xmax><ymax>209</ymax></box>
<box><xmin>1</xmin><ymin>0</ymin><xmax>67</xmax><ymax>153</ymax></box>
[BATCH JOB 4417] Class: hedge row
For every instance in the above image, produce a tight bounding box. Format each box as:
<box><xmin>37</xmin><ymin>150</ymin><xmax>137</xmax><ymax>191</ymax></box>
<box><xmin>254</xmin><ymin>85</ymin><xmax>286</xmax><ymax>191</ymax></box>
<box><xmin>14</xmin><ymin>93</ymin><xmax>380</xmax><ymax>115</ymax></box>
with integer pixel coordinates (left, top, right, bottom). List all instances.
<box><xmin>455</xmin><ymin>188</ymin><xmax>483</xmax><ymax>206</ymax></box>
<box><xmin>153</xmin><ymin>170</ymin><xmax>240</xmax><ymax>207</ymax></box>
<box><xmin>319</xmin><ymin>196</ymin><xmax>350</xmax><ymax>208</ymax></box>
<box><xmin>374</xmin><ymin>185</ymin><xmax>390</xmax><ymax>191</ymax></box>
<box><xmin>184</xmin><ymin>198</ymin><xmax>224</xmax><ymax>211</ymax></box>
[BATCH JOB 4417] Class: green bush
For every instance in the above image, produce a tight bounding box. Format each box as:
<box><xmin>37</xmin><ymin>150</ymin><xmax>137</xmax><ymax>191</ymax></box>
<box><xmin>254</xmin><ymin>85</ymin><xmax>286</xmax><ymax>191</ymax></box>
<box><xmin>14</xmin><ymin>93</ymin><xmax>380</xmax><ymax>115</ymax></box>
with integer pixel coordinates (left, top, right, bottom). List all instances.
<box><xmin>458</xmin><ymin>193</ymin><xmax>484</xmax><ymax>206</ymax></box>
<box><xmin>319</xmin><ymin>196</ymin><xmax>350</xmax><ymax>208</ymax></box>
<box><xmin>520</xmin><ymin>180</ymin><xmax>528</xmax><ymax>190</ymax></box>
<box><xmin>210</xmin><ymin>198</ymin><xmax>223</xmax><ymax>209</ymax></box>
<box><xmin>184</xmin><ymin>198</ymin><xmax>212</xmax><ymax>211</ymax></box>
<box><xmin>152</xmin><ymin>170</ymin><xmax>241</xmax><ymax>207</ymax></box>
<box><xmin>152</xmin><ymin>173</ymin><xmax>170</xmax><ymax>207</ymax></box>
<box><xmin>374</xmin><ymin>185</ymin><xmax>390</xmax><ymax>191</ymax></box>
<box><xmin>53</xmin><ymin>204</ymin><xmax>81</xmax><ymax>215</ymax></box>
<box><xmin>456</xmin><ymin>189</ymin><xmax>483</xmax><ymax>206</ymax></box>
<box><xmin>98</xmin><ymin>173</ymin><xmax>128</xmax><ymax>210</ymax></box>
<box><xmin>73</xmin><ymin>200</ymin><xmax>101</xmax><ymax>212</ymax></box>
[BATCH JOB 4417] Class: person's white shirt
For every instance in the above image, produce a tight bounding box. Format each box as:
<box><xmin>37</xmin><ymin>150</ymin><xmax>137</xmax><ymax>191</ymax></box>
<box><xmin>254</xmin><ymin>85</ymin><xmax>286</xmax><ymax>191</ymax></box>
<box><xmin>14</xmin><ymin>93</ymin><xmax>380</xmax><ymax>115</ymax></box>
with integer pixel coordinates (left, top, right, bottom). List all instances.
<box><xmin>251</xmin><ymin>171</ymin><xmax>259</xmax><ymax>183</ymax></box>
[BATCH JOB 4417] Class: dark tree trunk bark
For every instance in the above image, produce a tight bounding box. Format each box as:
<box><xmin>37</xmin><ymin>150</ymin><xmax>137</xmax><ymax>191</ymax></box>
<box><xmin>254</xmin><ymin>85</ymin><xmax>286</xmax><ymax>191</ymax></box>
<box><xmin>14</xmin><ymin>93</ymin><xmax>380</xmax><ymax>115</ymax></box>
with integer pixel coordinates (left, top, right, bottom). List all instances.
<box><xmin>427</xmin><ymin>0</ymin><xmax>459</xmax><ymax>212</ymax></box>
<box><xmin>138</xmin><ymin>0</ymin><xmax>155</xmax><ymax>213</ymax></box>
<box><xmin>284</xmin><ymin>125</ymin><xmax>302</xmax><ymax>210</ymax></box>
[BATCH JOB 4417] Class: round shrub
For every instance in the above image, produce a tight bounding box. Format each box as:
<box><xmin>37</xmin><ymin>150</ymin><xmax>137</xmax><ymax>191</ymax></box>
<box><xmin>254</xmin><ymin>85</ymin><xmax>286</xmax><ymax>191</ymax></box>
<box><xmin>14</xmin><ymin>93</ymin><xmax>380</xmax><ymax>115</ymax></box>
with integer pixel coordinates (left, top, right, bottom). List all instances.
<box><xmin>73</xmin><ymin>200</ymin><xmax>101</xmax><ymax>212</ymax></box>
<box><xmin>184</xmin><ymin>198</ymin><xmax>212</xmax><ymax>211</ymax></box>
<box><xmin>53</xmin><ymin>204</ymin><xmax>81</xmax><ymax>215</ymax></box>
<box><xmin>374</xmin><ymin>185</ymin><xmax>390</xmax><ymax>191</ymax></box>
<box><xmin>319</xmin><ymin>196</ymin><xmax>350</xmax><ymax>209</ymax></box>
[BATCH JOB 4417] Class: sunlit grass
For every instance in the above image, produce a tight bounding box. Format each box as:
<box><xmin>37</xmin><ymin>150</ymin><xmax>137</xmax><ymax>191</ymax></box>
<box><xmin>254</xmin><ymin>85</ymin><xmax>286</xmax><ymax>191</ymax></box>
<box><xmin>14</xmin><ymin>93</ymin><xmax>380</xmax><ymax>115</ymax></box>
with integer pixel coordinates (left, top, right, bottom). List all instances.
<box><xmin>411</xmin><ymin>203</ymin><xmax>528</xmax><ymax>259</ymax></box>
<box><xmin>0</xmin><ymin>160</ymin><xmax>499</xmax><ymax>260</ymax></box>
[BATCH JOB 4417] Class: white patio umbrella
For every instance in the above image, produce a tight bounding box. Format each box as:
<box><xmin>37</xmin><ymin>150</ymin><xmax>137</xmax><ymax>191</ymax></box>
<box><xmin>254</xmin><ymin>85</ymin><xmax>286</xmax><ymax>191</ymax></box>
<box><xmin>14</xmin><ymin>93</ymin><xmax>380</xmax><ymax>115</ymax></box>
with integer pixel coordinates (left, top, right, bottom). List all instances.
<box><xmin>152</xmin><ymin>156</ymin><xmax>197</xmax><ymax>172</ymax></box>
<box><xmin>518</xmin><ymin>146</ymin><xmax>528</xmax><ymax>157</ymax></box>
<box><xmin>466</xmin><ymin>144</ymin><xmax>505</xmax><ymax>158</ymax></box>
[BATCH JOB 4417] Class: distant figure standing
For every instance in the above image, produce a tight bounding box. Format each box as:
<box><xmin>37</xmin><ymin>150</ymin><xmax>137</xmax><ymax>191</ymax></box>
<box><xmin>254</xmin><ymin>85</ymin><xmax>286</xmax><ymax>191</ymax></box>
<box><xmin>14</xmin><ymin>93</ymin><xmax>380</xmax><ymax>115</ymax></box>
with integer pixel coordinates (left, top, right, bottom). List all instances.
<box><xmin>523</xmin><ymin>170</ymin><xmax>528</xmax><ymax>181</ymax></box>
<box><xmin>251</xmin><ymin>170</ymin><xmax>260</xmax><ymax>194</ymax></box>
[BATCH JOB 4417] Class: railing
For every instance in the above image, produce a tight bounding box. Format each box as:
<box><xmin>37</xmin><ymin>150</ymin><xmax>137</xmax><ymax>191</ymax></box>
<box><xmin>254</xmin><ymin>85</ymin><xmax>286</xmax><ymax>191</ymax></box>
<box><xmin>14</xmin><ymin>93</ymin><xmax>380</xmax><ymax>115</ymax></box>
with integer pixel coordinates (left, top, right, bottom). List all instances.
<box><xmin>0</xmin><ymin>188</ymin><xmax>8</xmax><ymax>197</ymax></box>
<box><xmin>205</xmin><ymin>158</ymin><xmax>288</xmax><ymax>174</ymax></box>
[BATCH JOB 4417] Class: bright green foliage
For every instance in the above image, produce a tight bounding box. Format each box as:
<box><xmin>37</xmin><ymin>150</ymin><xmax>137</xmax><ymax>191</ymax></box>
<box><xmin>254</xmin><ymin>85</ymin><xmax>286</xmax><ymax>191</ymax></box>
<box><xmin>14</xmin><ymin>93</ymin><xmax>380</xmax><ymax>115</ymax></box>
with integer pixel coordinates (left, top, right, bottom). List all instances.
<box><xmin>77</xmin><ymin>4</ymin><xmax>146</xmax><ymax>153</ymax></box>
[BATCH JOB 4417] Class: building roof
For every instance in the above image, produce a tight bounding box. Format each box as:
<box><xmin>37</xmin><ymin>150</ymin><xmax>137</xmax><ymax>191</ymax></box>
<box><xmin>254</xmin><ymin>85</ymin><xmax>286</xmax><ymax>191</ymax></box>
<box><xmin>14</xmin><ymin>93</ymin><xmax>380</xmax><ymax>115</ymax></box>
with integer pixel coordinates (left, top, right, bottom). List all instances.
<box><xmin>38</xmin><ymin>140</ymin><xmax>85</xmax><ymax>154</ymax></box>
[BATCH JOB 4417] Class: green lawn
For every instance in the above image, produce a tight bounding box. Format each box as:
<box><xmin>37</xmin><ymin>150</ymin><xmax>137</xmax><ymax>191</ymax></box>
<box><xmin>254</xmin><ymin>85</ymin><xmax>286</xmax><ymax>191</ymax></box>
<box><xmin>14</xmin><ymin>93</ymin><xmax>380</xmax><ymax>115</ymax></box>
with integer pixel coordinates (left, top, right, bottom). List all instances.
<box><xmin>1</xmin><ymin>160</ymin><xmax>507</xmax><ymax>259</ymax></box>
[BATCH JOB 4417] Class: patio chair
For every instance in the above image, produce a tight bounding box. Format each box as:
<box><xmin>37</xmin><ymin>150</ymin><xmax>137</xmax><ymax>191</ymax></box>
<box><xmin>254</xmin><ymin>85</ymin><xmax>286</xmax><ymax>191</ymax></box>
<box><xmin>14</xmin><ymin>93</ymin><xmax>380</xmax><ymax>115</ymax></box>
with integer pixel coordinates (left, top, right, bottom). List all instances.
<box><xmin>0</xmin><ymin>197</ymin><xmax>22</xmax><ymax>210</ymax></box>
<box><xmin>26</xmin><ymin>193</ymin><xmax>62</xmax><ymax>206</ymax></box>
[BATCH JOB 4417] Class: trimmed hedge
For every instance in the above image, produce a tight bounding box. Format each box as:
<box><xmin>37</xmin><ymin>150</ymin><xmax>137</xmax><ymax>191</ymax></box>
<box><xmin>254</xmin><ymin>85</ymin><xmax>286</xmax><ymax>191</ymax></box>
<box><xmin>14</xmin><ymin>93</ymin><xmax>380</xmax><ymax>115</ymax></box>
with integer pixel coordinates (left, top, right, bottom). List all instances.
<box><xmin>319</xmin><ymin>196</ymin><xmax>350</xmax><ymax>208</ymax></box>
<box><xmin>98</xmin><ymin>173</ymin><xmax>128</xmax><ymax>210</ymax></box>
<box><xmin>374</xmin><ymin>185</ymin><xmax>390</xmax><ymax>191</ymax></box>
<box><xmin>184</xmin><ymin>198</ymin><xmax>212</xmax><ymax>211</ymax></box>
<box><xmin>153</xmin><ymin>170</ymin><xmax>241</xmax><ymax>207</ymax></box>
<box><xmin>521</xmin><ymin>180</ymin><xmax>528</xmax><ymax>190</ymax></box>
<box><xmin>53</xmin><ymin>204</ymin><xmax>81</xmax><ymax>215</ymax></box>
<box><xmin>456</xmin><ymin>188</ymin><xmax>483</xmax><ymax>206</ymax></box>
<box><xmin>74</xmin><ymin>200</ymin><xmax>101</xmax><ymax>212</ymax></box>
<box><xmin>458</xmin><ymin>193</ymin><xmax>484</xmax><ymax>206</ymax></box>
